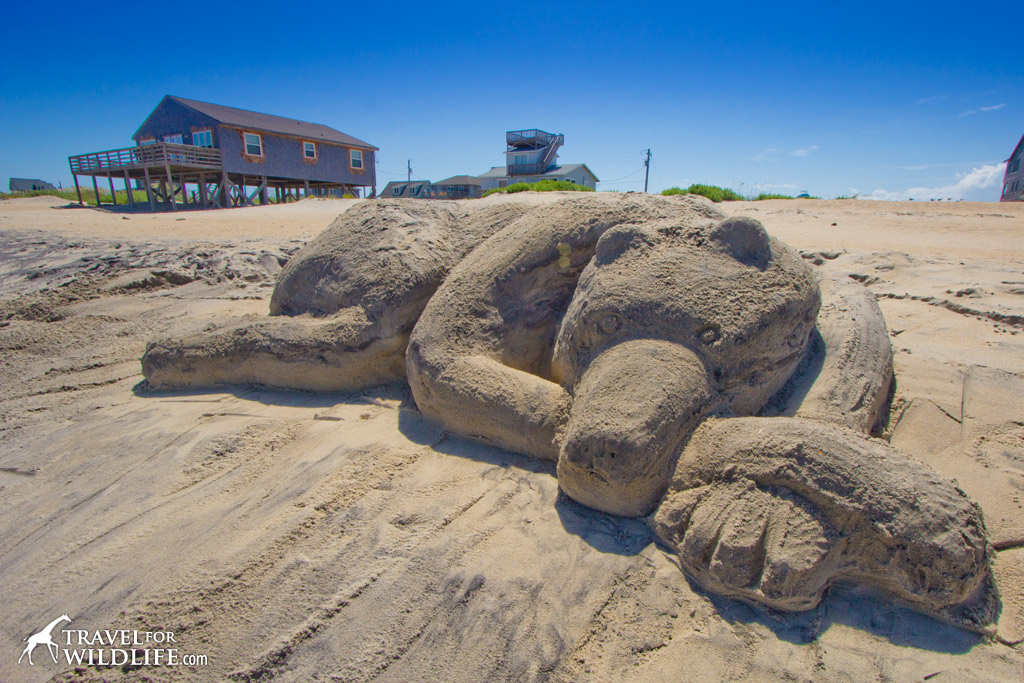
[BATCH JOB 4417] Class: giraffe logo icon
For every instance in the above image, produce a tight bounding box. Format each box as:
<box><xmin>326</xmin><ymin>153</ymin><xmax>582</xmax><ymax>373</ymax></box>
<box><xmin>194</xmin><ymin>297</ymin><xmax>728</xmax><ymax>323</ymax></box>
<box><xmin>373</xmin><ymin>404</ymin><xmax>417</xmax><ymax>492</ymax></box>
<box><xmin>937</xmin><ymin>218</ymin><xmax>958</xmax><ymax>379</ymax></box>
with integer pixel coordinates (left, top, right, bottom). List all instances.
<box><xmin>17</xmin><ymin>614</ymin><xmax>70</xmax><ymax>665</ymax></box>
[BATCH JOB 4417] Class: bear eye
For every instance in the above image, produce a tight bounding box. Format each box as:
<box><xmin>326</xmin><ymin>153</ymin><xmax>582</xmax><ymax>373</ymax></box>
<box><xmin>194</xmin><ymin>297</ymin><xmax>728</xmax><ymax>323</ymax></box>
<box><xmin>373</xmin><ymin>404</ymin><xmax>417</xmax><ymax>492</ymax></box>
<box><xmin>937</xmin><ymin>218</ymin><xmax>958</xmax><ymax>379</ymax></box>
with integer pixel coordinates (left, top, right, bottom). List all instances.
<box><xmin>597</xmin><ymin>313</ymin><xmax>621</xmax><ymax>335</ymax></box>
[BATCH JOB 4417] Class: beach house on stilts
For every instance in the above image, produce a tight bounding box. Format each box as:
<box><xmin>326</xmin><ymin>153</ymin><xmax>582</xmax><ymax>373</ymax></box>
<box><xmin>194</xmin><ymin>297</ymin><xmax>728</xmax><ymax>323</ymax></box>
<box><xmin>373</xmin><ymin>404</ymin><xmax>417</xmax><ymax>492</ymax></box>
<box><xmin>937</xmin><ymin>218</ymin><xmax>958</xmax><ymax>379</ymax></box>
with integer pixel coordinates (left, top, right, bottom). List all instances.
<box><xmin>67</xmin><ymin>96</ymin><xmax>378</xmax><ymax>210</ymax></box>
<box><xmin>1001</xmin><ymin>134</ymin><xmax>1024</xmax><ymax>202</ymax></box>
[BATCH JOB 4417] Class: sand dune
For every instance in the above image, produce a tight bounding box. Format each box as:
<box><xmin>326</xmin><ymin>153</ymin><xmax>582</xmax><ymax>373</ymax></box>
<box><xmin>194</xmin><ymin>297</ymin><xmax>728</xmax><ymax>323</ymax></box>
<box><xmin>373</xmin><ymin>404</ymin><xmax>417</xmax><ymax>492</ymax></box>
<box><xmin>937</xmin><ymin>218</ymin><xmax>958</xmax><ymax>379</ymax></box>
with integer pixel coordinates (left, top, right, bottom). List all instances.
<box><xmin>0</xmin><ymin>195</ymin><xmax>1022</xmax><ymax>681</ymax></box>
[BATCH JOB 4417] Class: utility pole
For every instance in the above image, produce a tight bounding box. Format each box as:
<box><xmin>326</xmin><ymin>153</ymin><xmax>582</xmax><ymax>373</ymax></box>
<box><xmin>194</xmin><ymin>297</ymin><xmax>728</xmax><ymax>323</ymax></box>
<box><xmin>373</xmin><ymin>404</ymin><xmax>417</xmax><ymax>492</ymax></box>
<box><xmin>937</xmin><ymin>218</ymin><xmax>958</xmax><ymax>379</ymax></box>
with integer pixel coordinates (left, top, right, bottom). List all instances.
<box><xmin>643</xmin><ymin>149</ymin><xmax>651</xmax><ymax>193</ymax></box>
<box><xmin>407</xmin><ymin>159</ymin><xmax>412</xmax><ymax>182</ymax></box>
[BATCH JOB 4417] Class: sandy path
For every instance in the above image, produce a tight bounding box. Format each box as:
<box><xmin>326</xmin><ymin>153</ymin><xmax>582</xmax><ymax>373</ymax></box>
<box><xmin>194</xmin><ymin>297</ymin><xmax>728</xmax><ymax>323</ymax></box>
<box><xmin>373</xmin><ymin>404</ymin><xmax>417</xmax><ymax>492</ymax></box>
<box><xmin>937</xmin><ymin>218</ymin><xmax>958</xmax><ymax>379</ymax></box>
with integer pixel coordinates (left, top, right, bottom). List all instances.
<box><xmin>0</xmin><ymin>195</ymin><xmax>1021</xmax><ymax>682</ymax></box>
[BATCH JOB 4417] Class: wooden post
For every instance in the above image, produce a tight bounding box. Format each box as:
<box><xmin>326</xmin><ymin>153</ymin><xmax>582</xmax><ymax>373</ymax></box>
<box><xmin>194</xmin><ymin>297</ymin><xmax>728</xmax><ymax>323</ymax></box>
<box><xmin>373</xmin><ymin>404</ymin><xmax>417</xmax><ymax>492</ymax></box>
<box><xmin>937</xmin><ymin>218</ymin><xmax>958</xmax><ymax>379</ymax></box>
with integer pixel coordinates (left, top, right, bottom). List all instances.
<box><xmin>198</xmin><ymin>173</ymin><xmax>208</xmax><ymax>207</ymax></box>
<box><xmin>143</xmin><ymin>167</ymin><xmax>154</xmax><ymax>211</ymax></box>
<box><xmin>164</xmin><ymin>163</ymin><xmax>175</xmax><ymax>211</ymax></box>
<box><xmin>220</xmin><ymin>173</ymin><xmax>230</xmax><ymax>208</ymax></box>
<box><xmin>72</xmin><ymin>173</ymin><xmax>83</xmax><ymax>206</ymax></box>
<box><xmin>91</xmin><ymin>174</ymin><xmax>102</xmax><ymax>207</ymax></box>
<box><xmin>123</xmin><ymin>170</ymin><xmax>135</xmax><ymax>208</ymax></box>
<box><xmin>303</xmin><ymin>179</ymin><xmax>311</xmax><ymax>199</ymax></box>
<box><xmin>107</xmin><ymin>173</ymin><xmax>117</xmax><ymax>206</ymax></box>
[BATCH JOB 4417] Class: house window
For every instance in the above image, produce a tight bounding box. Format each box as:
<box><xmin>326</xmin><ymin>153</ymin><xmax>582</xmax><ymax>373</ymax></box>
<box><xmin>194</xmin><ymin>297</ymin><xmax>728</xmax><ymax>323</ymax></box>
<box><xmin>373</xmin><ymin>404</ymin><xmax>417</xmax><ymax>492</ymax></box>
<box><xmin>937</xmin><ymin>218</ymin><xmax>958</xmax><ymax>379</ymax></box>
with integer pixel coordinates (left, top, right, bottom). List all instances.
<box><xmin>498</xmin><ymin>179</ymin><xmax>507</xmax><ymax>188</ymax></box>
<box><xmin>163</xmin><ymin>134</ymin><xmax>183</xmax><ymax>144</ymax></box>
<box><xmin>393</xmin><ymin>186</ymin><xmax>402</xmax><ymax>196</ymax></box>
<box><xmin>350</xmin><ymin>149</ymin><xmax>363</xmax><ymax>169</ymax></box>
<box><xmin>140</xmin><ymin>138</ymin><xmax>156</xmax><ymax>146</ymax></box>
<box><xmin>192</xmin><ymin>130</ymin><xmax>213</xmax><ymax>147</ymax></box>
<box><xmin>244</xmin><ymin>133</ymin><xmax>263</xmax><ymax>156</ymax></box>
<box><xmin>303</xmin><ymin>141</ymin><xmax>317</xmax><ymax>159</ymax></box>
<box><xmin>515</xmin><ymin>154</ymin><xmax>528</xmax><ymax>165</ymax></box>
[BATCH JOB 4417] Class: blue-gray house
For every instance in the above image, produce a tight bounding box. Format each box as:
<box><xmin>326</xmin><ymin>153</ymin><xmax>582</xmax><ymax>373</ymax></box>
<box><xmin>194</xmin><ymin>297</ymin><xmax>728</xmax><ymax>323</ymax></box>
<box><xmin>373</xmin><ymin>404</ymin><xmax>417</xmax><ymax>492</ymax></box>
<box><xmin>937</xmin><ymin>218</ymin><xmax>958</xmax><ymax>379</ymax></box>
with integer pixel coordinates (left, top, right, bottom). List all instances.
<box><xmin>68</xmin><ymin>96</ymin><xmax>378</xmax><ymax>210</ymax></box>
<box><xmin>1001</xmin><ymin>134</ymin><xmax>1024</xmax><ymax>202</ymax></box>
<box><xmin>477</xmin><ymin>130</ymin><xmax>598</xmax><ymax>191</ymax></box>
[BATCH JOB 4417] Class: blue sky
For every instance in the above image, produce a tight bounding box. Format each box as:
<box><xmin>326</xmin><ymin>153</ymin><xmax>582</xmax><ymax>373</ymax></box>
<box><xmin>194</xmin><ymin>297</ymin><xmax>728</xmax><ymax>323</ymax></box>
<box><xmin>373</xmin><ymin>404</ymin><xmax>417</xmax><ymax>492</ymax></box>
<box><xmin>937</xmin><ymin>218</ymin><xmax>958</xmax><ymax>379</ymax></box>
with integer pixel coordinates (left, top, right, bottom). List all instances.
<box><xmin>1</xmin><ymin>1</ymin><xmax>1020</xmax><ymax>200</ymax></box>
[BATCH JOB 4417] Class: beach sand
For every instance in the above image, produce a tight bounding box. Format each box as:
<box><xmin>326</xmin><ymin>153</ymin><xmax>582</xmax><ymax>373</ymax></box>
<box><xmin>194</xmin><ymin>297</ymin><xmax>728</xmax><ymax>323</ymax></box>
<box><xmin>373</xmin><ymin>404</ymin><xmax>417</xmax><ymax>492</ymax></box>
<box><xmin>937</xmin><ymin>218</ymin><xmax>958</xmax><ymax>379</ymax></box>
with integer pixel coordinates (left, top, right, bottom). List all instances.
<box><xmin>1</xmin><ymin>194</ymin><xmax>1022</xmax><ymax>681</ymax></box>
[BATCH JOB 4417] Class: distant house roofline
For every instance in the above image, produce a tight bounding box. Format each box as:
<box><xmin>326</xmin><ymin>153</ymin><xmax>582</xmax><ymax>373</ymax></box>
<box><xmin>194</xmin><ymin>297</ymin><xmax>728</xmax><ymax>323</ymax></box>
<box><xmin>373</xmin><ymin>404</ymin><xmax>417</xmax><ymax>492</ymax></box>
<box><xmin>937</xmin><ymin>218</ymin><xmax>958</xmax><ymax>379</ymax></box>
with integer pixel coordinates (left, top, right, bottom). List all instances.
<box><xmin>132</xmin><ymin>95</ymin><xmax>378</xmax><ymax>150</ymax></box>
<box><xmin>435</xmin><ymin>175</ymin><xmax>482</xmax><ymax>186</ymax></box>
<box><xmin>380</xmin><ymin>180</ymin><xmax>432</xmax><ymax>198</ymax></box>
<box><xmin>1005</xmin><ymin>134</ymin><xmax>1024</xmax><ymax>163</ymax></box>
<box><xmin>9</xmin><ymin>177</ymin><xmax>56</xmax><ymax>192</ymax></box>
<box><xmin>476</xmin><ymin>163</ymin><xmax>599</xmax><ymax>183</ymax></box>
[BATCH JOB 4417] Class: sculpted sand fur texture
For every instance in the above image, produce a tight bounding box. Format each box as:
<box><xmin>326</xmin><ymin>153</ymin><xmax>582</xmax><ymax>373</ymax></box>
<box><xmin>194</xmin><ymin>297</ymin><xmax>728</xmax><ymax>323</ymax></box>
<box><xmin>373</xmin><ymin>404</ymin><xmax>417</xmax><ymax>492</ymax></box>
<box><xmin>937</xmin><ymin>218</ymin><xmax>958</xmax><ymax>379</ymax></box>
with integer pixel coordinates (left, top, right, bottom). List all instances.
<box><xmin>142</xmin><ymin>193</ymin><xmax>998</xmax><ymax>630</ymax></box>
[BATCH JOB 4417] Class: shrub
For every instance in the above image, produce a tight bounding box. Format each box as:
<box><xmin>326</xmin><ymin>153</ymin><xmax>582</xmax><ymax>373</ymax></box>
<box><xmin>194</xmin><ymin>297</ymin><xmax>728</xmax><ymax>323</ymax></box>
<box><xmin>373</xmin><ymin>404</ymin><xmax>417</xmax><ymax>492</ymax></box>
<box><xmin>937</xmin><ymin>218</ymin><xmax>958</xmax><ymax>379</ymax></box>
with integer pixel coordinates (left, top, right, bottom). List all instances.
<box><xmin>0</xmin><ymin>188</ymin><xmax>150</xmax><ymax>204</ymax></box>
<box><xmin>753</xmin><ymin>193</ymin><xmax>794</xmax><ymax>200</ymax></box>
<box><xmin>482</xmin><ymin>179</ymin><xmax>595</xmax><ymax>197</ymax></box>
<box><xmin>660</xmin><ymin>184</ymin><xmax>742</xmax><ymax>202</ymax></box>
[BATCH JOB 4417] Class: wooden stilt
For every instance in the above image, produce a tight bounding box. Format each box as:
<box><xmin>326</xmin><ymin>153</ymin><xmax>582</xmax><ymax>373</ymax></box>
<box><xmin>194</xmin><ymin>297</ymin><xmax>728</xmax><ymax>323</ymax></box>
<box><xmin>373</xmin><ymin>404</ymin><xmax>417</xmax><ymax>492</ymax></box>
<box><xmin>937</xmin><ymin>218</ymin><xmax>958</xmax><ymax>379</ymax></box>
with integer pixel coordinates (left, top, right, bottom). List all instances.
<box><xmin>198</xmin><ymin>173</ymin><xmax>208</xmax><ymax>207</ymax></box>
<box><xmin>164</xmin><ymin>163</ymin><xmax>175</xmax><ymax>211</ymax></box>
<box><xmin>143</xmin><ymin>167</ymin><xmax>154</xmax><ymax>211</ymax></box>
<box><xmin>246</xmin><ymin>177</ymin><xmax>266</xmax><ymax>206</ymax></box>
<box><xmin>303</xmin><ymin>179</ymin><xmax>310</xmax><ymax>199</ymax></box>
<box><xmin>123</xmin><ymin>170</ymin><xmax>135</xmax><ymax>208</ymax></box>
<box><xmin>72</xmin><ymin>172</ymin><xmax>83</xmax><ymax>206</ymax></box>
<box><xmin>219</xmin><ymin>173</ymin><xmax>230</xmax><ymax>208</ymax></box>
<box><xmin>91</xmin><ymin>174</ymin><xmax>102</xmax><ymax>207</ymax></box>
<box><xmin>107</xmin><ymin>173</ymin><xmax>117</xmax><ymax>206</ymax></box>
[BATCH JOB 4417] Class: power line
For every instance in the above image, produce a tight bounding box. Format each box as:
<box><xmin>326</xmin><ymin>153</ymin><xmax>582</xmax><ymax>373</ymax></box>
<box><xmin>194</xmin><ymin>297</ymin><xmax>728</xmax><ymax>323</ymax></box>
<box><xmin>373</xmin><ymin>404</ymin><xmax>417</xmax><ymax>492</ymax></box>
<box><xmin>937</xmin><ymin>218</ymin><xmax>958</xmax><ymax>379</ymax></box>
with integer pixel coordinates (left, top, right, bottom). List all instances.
<box><xmin>597</xmin><ymin>165</ymin><xmax>647</xmax><ymax>184</ymax></box>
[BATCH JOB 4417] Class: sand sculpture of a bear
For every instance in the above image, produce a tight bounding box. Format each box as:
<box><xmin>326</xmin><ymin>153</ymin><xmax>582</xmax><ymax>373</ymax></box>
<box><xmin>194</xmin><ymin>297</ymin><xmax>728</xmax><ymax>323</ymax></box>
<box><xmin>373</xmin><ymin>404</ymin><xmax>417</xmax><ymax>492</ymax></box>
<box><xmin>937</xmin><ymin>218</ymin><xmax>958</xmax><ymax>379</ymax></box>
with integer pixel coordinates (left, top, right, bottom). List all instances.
<box><xmin>142</xmin><ymin>193</ymin><xmax>997</xmax><ymax>631</ymax></box>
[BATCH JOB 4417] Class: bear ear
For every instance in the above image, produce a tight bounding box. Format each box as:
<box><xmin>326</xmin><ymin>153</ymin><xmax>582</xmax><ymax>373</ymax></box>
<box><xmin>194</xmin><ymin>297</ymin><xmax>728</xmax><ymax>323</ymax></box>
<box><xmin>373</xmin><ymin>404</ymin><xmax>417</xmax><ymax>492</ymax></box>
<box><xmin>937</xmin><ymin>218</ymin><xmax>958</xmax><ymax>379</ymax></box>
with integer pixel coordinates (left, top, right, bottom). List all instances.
<box><xmin>595</xmin><ymin>224</ymin><xmax>656</xmax><ymax>265</ymax></box>
<box><xmin>709</xmin><ymin>217</ymin><xmax>771</xmax><ymax>268</ymax></box>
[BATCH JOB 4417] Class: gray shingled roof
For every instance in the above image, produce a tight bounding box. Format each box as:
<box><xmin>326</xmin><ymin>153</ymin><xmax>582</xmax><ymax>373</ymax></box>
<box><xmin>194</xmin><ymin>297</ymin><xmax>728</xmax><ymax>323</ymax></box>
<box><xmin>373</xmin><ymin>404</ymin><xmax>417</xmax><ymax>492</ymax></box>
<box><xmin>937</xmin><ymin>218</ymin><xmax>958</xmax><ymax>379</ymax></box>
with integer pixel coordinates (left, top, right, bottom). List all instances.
<box><xmin>541</xmin><ymin>164</ymin><xmax>599</xmax><ymax>181</ymax></box>
<box><xmin>435</xmin><ymin>175</ymin><xmax>482</xmax><ymax>186</ymax></box>
<box><xmin>167</xmin><ymin>96</ymin><xmax>378</xmax><ymax>149</ymax></box>
<box><xmin>380</xmin><ymin>180</ymin><xmax>431</xmax><ymax>198</ymax></box>
<box><xmin>476</xmin><ymin>164</ymin><xmax>599</xmax><ymax>182</ymax></box>
<box><xmin>9</xmin><ymin>178</ymin><xmax>56</xmax><ymax>192</ymax></box>
<box><xmin>477</xmin><ymin>166</ymin><xmax>508</xmax><ymax>179</ymax></box>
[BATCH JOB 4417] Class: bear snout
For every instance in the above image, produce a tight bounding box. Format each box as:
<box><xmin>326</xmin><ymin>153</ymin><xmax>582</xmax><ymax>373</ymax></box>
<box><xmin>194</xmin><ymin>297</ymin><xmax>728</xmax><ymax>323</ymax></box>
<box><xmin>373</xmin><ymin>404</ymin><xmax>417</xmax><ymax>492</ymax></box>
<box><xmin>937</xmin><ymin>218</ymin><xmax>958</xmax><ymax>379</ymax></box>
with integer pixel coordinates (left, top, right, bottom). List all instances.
<box><xmin>556</xmin><ymin>340</ymin><xmax>714</xmax><ymax>517</ymax></box>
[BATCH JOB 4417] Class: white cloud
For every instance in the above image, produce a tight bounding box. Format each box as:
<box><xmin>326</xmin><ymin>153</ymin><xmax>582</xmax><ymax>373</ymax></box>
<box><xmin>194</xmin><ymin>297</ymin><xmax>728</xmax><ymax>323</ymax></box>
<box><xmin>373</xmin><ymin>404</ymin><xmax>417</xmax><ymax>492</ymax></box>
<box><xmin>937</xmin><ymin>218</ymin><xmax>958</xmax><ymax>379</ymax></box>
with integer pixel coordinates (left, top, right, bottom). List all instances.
<box><xmin>906</xmin><ymin>163</ymin><xmax>1006</xmax><ymax>200</ymax></box>
<box><xmin>792</xmin><ymin>145</ymin><xmax>819</xmax><ymax>157</ymax></box>
<box><xmin>751</xmin><ymin>148</ymin><xmax>783</xmax><ymax>163</ymax></box>
<box><xmin>861</xmin><ymin>188</ymin><xmax>903</xmax><ymax>201</ymax></box>
<box><xmin>753</xmin><ymin>145</ymin><xmax>819</xmax><ymax>161</ymax></box>
<box><xmin>959</xmin><ymin>103</ymin><xmax>1007</xmax><ymax>117</ymax></box>
<box><xmin>865</xmin><ymin>163</ymin><xmax>1007</xmax><ymax>201</ymax></box>
<box><xmin>916</xmin><ymin>95</ymin><xmax>948</xmax><ymax>105</ymax></box>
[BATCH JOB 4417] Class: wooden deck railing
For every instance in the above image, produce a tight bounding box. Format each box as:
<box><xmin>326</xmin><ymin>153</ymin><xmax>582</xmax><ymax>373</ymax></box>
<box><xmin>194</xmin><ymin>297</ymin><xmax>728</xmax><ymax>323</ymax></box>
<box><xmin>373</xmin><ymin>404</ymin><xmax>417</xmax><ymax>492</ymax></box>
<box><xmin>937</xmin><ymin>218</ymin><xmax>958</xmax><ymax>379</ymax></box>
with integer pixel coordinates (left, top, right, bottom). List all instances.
<box><xmin>69</xmin><ymin>142</ymin><xmax>222</xmax><ymax>174</ymax></box>
<box><xmin>507</xmin><ymin>163</ymin><xmax>549</xmax><ymax>176</ymax></box>
<box><xmin>506</xmin><ymin>129</ymin><xmax>561</xmax><ymax>147</ymax></box>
